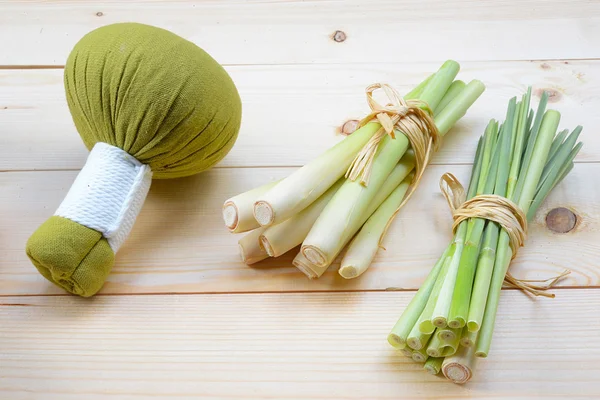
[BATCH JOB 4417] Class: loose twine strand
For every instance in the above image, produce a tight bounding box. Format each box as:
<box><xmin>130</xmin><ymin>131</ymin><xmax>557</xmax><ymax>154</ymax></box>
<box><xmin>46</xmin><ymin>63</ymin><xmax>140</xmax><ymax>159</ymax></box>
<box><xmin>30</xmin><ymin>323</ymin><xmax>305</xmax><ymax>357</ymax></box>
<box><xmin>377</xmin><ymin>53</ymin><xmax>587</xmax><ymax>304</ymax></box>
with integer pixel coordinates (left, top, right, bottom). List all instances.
<box><xmin>345</xmin><ymin>83</ymin><xmax>440</xmax><ymax>246</ymax></box>
<box><xmin>440</xmin><ymin>172</ymin><xmax>570</xmax><ymax>298</ymax></box>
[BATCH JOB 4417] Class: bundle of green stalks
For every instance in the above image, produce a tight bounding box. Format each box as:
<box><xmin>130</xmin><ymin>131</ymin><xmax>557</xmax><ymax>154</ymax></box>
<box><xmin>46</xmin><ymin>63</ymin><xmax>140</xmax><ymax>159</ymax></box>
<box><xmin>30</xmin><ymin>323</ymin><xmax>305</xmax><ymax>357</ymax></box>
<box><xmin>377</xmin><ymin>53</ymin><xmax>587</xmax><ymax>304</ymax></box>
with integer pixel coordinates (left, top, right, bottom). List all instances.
<box><xmin>223</xmin><ymin>60</ymin><xmax>485</xmax><ymax>279</ymax></box>
<box><xmin>387</xmin><ymin>88</ymin><xmax>583</xmax><ymax>384</ymax></box>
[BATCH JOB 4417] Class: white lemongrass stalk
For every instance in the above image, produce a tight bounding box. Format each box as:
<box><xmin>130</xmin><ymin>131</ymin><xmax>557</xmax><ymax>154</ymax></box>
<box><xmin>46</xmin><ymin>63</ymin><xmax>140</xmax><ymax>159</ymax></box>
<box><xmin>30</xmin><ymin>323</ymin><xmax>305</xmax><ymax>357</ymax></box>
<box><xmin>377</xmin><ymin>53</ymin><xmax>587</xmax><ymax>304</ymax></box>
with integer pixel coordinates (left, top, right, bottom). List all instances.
<box><xmin>302</xmin><ymin>79</ymin><xmax>485</xmax><ymax>270</ymax></box>
<box><xmin>295</xmin><ymin>155</ymin><xmax>416</xmax><ymax>279</ymax></box>
<box><xmin>442</xmin><ymin>345</ymin><xmax>477</xmax><ymax>384</ymax></box>
<box><xmin>260</xmin><ymin>178</ymin><xmax>345</xmax><ymax>257</ymax></box>
<box><xmin>302</xmin><ymin>133</ymin><xmax>410</xmax><ymax>267</ymax></box>
<box><xmin>253</xmin><ymin>123</ymin><xmax>380</xmax><ymax>226</ymax></box>
<box><xmin>338</xmin><ymin>173</ymin><xmax>413</xmax><ymax>279</ymax></box>
<box><xmin>238</xmin><ymin>227</ymin><xmax>268</xmax><ymax>265</ymax></box>
<box><xmin>223</xmin><ymin>180</ymin><xmax>280</xmax><ymax>233</ymax></box>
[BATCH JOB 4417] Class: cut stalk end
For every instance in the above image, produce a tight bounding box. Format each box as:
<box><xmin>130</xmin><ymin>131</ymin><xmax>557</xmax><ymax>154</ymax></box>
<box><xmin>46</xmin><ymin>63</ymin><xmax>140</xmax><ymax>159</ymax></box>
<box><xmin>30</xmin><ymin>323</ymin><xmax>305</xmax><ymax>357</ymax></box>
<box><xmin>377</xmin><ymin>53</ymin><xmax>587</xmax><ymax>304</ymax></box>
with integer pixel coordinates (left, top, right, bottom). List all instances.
<box><xmin>467</xmin><ymin>321</ymin><xmax>479</xmax><ymax>333</ymax></box>
<box><xmin>432</xmin><ymin>317</ymin><xmax>447</xmax><ymax>329</ymax></box>
<box><xmin>259</xmin><ymin>235</ymin><xmax>274</xmax><ymax>257</ymax></box>
<box><xmin>448</xmin><ymin>318</ymin><xmax>464</xmax><ymax>329</ymax></box>
<box><xmin>442</xmin><ymin>362</ymin><xmax>472</xmax><ymax>384</ymax></box>
<box><xmin>387</xmin><ymin>333</ymin><xmax>406</xmax><ymax>349</ymax></box>
<box><xmin>427</xmin><ymin>348</ymin><xmax>441</xmax><ymax>358</ymax></box>
<box><xmin>412</xmin><ymin>351</ymin><xmax>427</xmax><ymax>363</ymax></box>
<box><xmin>400</xmin><ymin>348</ymin><xmax>413</xmax><ymax>358</ymax></box>
<box><xmin>222</xmin><ymin>202</ymin><xmax>238</xmax><ymax>230</ymax></box>
<box><xmin>474</xmin><ymin>351</ymin><xmax>488</xmax><ymax>358</ymax></box>
<box><xmin>302</xmin><ymin>245</ymin><xmax>328</xmax><ymax>266</ymax></box>
<box><xmin>418</xmin><ymin>320</ymin><xmax>436</xmax><ymax>335</ymax></box>
<box><xmin>406</xmin><ymin>337</ymin><xmax>422</xmax><ymax>351</ymax></box>
<box><xmin>254</xmin><ymin>201</ymin><xmax>275</xmax><ymax>226</ymax></box>
<box><xmin>338</xmin><ymin>265</ymin><xmax>358</xmax><ymax>279</ymax></box>
<box><xmin>292</xmin><ymin>253</ymin><xmax>319</xmax><ymax>279</ymax></box>
<box><xmin>438</xmin><ymin>329</ymin><xmax>456</xmax><ymax>343</ymax></box>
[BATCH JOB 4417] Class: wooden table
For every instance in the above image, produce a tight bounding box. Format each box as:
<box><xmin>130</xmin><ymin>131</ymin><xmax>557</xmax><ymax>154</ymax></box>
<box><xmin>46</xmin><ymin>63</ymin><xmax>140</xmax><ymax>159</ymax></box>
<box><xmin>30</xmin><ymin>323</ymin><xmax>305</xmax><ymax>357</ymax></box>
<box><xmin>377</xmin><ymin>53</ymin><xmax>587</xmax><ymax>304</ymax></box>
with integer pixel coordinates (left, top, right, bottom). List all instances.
<box><xmin>1</xmin><ymin>1</ymin><xmax>599</xmax><ymax>398</ymax></box>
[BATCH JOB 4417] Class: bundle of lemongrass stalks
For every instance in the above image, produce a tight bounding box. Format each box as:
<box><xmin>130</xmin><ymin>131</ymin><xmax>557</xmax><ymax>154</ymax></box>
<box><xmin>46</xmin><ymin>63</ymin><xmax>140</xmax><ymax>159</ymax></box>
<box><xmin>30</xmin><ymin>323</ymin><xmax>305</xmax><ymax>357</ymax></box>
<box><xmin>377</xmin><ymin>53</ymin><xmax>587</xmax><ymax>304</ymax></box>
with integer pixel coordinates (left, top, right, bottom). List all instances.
<box><xmin>223</xmin><ymin>60</ymin><xmax>485</xmax><ymax>279</ymax></box>
<box><xmin>387</xmin><ymin>88</ymin><xmax>583</xmax><ymax>383</ymax></box>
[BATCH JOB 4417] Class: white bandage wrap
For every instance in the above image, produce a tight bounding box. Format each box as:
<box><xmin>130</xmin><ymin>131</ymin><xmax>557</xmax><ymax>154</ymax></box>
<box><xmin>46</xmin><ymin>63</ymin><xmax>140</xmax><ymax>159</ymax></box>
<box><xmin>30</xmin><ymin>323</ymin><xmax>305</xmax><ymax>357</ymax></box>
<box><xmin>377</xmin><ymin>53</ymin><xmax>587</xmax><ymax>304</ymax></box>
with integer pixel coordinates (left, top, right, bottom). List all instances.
<box><xmin>55</xmin><ymin>142</ymin><xmax>153</xmax><ymax>252</ymax></box>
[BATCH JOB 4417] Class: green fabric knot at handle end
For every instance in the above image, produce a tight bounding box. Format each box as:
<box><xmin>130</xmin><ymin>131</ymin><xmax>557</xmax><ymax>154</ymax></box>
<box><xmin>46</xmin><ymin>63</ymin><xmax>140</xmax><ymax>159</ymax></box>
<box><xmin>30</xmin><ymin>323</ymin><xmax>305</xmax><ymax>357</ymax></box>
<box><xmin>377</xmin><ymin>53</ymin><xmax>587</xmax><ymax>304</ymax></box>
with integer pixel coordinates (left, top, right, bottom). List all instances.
<box><xmin>26</xmin><ymin>216</ymin><xmax>115</xmax><ymax>297</ymax></box>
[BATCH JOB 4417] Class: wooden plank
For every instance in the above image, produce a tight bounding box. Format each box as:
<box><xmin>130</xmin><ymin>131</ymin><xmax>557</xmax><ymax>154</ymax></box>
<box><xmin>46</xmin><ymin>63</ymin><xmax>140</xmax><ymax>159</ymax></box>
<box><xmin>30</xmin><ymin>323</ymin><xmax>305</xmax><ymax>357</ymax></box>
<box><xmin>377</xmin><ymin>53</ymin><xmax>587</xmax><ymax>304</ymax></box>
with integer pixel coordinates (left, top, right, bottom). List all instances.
<box><xmin>0</xmin><ymin>290</ymin><xmax>599</xmax><ymax>398</ymax></box>
<box><xmin>0</xmin><ymin>0</ymin><xmax>599</xmax><ymax>66</ymax></box>
<box><xmin>1</xmin><ymin>162</ymin><xmax>597</xmax><ymax>296</ymax></box>
<box><xmin>0</xmin><ymin>59</ymin><xmax>598</xmax><ymax>171</ymax></box>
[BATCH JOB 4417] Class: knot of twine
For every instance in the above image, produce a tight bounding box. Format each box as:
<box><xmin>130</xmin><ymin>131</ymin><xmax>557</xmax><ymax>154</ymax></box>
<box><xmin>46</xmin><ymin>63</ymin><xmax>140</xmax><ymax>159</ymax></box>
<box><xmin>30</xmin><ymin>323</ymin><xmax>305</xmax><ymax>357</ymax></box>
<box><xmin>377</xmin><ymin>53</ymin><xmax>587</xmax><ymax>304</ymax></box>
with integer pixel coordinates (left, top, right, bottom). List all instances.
<box><xmin>345</xmin><ymin>83</ymin><xmax>441</xmax><ymax>247</ymax></box>
<box><xmin>440</xmin><ymin>172</ymin><xmax>570</xmax><ymax>298</ymax></box>
<box><xmin>346</xmin><ymin>83</ymin><xmax>440</xmax><ymax>188</ymax></box>
<box><xmin>440</xmin><ymin>173</ymin><xmax>527</xmax><ymax>255</ymax></box>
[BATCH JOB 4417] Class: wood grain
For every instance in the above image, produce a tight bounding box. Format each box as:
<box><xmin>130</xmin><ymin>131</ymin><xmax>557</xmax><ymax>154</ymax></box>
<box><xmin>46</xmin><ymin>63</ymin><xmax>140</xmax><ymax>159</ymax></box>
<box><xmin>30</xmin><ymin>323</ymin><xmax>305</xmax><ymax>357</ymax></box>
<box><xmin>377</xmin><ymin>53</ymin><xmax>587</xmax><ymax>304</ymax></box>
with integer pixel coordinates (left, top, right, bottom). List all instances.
<box><xmin>1</xmin><ymin>290</ymin><xmax>599</xmax><ymax>398</ymax></box>
<box><xmin>0</xmin><ymin>0</ymin><xmax>599</xmax><ymax>66</ymax></box>
<box><xmin>0</xmin><ymin>60</ymin><xmax>598</xmax><ymax>171</ymax></box>
<box><xmin>2</xmin><ymin>163</ymin><xmax>597</xmax><ymax>296</ymax></box>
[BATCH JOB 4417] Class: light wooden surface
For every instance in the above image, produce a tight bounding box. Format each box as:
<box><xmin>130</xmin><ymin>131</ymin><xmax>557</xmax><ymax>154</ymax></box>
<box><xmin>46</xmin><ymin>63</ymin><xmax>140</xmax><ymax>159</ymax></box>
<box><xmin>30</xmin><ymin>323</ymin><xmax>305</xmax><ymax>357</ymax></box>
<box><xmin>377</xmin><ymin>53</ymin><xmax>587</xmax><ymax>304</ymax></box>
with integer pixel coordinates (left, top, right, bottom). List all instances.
<box><xmin>1</xmin><ymin>0</ymin><xmax>599</xmax><ymax>398</ymax></box>
<box><xmin>1</xmin><ymin>291</ymin><xmax>599</xmax><ymax>399</ymax></box>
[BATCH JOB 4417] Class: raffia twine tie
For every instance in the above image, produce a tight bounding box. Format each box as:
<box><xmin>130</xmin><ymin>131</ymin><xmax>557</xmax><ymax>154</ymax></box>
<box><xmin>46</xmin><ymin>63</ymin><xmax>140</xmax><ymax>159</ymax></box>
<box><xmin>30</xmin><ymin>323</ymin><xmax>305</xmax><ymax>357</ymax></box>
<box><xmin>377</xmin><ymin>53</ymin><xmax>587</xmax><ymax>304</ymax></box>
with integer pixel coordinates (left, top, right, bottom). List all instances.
<box><xmin>440</xmin><ymin>172</ymin><xmax>570</xmax><ymax>298</ymax></box>
<box><xmin>346</xmin><ymin>83</ymin><xmax>440</xmax><ymax>246</ymax></box>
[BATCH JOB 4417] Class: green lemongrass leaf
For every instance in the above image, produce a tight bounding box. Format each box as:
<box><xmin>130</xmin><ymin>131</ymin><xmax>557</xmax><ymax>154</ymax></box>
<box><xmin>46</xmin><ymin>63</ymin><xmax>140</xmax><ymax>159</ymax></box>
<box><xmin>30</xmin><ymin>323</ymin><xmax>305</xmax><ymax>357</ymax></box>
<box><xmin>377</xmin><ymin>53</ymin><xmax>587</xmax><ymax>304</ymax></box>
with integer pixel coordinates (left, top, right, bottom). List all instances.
<box><xmin>506</xmin><ymin>87</ymin><xmax>532</xmax><ymax>195</ymax></box>
<box><xmin>513</xmin><ymin>91</ymin><xmax>549</xmax><ymax>201</ymax></box>
<box><xmin>556</xmin><ymin>161</ymin><xmax>575</xmax><ymax>188</ymax></box>
<box><xmin>477</xmin><ymin>120</ymin><xmax>499</xmax><ymax>195</ymax></box>
<box><xmin>522</xmin><ymin>108</ymin><xmax>534</xmax><ymax>149</ymax></box>
<box><xmin>517</xmin><ymin>109</ymin><xmax>560</xmax><ymax>212</ymax></box>
<box><xmin>478</xmin><ymin>108</ymin><xmax>561</xmax><ymax>358</ymax></box>
<box><xmin>539</xmin><ymin>126</ymin><xmax>583</xmax><ymax>187</ymax></box>
<box><xmin>529</xmin><ymin>141</ymin><xmax>583</xmax><ymax>220</ymax></box>
<box><xmin>509</xmin><ymin>99</ymin><xmax>522</xmax><ymax>161</ymax></box>
<box><xmin>547</xmin><ymin>129</ymin><xmax>569</xmax><ymax>162</ymax></box>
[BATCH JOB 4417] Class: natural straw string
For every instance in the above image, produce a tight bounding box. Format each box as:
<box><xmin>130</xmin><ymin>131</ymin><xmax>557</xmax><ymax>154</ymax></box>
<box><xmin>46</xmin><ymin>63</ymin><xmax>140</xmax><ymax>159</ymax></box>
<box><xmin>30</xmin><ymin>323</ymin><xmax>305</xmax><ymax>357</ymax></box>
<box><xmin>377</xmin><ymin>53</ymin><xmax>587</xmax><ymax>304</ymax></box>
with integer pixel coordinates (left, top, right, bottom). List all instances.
<box><xmin>440</xmin><ymin>173</ymin><xmax>527</xmax><ymax>255</ymax></box>
<box><xmin>345</xmin><ymin>83</ymin><xmax>441</xmax><ymax>246</ymax></box>
<box><xmin>440</xmin><ymin>172</ymin><xmax>570</xmax><ymax>298</ymax></box>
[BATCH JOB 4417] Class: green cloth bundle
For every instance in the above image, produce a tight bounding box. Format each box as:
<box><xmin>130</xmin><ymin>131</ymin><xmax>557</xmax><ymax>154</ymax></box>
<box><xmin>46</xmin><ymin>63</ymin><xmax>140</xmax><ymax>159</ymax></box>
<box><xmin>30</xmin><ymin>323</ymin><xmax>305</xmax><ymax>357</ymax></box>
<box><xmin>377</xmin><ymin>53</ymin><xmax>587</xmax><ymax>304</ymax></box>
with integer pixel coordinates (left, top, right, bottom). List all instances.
<box><xmin>26</xmin><ymin>23</ymin><xmax>242</xmax><ymax>297</ymax></box>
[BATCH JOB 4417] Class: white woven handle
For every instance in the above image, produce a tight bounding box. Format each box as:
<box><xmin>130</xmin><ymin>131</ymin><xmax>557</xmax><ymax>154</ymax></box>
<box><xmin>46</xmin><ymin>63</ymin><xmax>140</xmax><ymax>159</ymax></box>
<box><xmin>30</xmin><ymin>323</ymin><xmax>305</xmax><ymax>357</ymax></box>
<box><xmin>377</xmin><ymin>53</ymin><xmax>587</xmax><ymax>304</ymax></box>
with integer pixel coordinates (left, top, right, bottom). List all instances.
<box><xmin>55</xmin><ymin>142</ymin><xmax>153</xmax><ymax>252</ymax></box>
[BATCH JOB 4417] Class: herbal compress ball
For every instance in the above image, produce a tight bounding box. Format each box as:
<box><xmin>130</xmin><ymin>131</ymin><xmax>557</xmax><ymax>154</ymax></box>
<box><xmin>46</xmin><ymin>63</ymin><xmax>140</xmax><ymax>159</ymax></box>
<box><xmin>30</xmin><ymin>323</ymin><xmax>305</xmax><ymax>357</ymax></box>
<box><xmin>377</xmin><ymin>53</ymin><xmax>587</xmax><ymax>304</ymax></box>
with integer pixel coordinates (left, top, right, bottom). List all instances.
<box><xmin>26</xmin><ymin>23</ymin><xmax>242</xmax><ymax>297</ymax></box>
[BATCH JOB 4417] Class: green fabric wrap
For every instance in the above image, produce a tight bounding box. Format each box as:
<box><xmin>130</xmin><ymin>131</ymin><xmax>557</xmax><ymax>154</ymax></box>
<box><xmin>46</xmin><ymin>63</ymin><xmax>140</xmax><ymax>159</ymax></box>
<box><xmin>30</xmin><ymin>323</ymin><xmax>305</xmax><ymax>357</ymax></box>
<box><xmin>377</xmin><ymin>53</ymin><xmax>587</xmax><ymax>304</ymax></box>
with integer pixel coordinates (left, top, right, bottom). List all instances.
<box><xmin>65</xmin><ymin>22</ymin><xmax>242</xmax><ymax>178</ymax></box>
<box><xmin>26</xmin><ymin>23</ymin><xmax>242</xmax><ymax>297</ymax></box>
